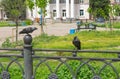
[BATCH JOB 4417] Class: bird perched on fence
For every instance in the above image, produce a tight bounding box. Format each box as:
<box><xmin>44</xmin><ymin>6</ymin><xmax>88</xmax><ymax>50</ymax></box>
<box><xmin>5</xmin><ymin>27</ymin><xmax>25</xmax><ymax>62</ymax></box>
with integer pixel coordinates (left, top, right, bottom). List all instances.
<box><xmin>19</xmin><ymin>27</ymin><xmax>37</xmax><ymax>35</ymax></box>
<box><xmin>72</xmin><ymin>36</ymin><xmax>81</xmax><ymax>50</ymax></box>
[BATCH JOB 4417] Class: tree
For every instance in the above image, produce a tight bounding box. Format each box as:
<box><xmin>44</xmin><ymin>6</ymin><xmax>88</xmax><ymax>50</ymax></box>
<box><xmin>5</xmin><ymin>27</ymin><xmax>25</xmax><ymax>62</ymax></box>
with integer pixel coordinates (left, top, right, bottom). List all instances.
<box><xmin>26</xmin><ymin>0</ymin><xmax>48</xmax><ymax>33</ymax></box>
<box><xmin>112</xmin><ymin>4</ymin><xmax>120</xmax><ymax>16</ymax></box>
<box><xmin>1</xmin><ymin>0</ymin><xmax>26</xmax><ymax>43</ymax></box>
<box><xmin>109</xmin><ymin>4</ymin><xmax>120</xmax><ymax>31</ymax></box>
<box><xmin>88</xmin><ymin>0</ymin><xmax>111</xmax><ymax>20</ymax></box>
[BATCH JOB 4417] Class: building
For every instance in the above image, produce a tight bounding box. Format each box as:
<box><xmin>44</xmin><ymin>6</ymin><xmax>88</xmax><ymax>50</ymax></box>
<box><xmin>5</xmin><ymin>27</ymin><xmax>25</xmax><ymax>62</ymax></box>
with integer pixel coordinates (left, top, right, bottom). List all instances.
<box><xmin>0</xmin><ymin>0</ymin><xmax>120</xmax><ymax>20</ymax></box>
<box><xmin>26</xmin><ymin>0</ymin><xmax>89</xmax><ymax>20</ymax></box>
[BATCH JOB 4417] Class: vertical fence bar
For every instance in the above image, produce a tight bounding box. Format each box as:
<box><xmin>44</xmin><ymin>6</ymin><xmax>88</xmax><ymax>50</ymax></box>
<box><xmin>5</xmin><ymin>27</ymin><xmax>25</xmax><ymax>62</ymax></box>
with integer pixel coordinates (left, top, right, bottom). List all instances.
<box><xmin>23</xmin><ymin>34</ymin><xmax>33</xmax><ymax>79</ymax></box>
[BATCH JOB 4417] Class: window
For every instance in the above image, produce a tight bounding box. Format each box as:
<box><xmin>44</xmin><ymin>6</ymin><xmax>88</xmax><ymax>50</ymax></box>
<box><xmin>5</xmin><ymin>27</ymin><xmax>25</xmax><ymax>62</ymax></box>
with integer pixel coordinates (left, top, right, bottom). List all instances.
<box><xmin>115</xmin><ymin>0</ymin><xmax>120</xmax><ymax>2</ymax></box>
<box><xmin>53</xmin><ymin>10</ymin><xmax>56</xmax><ymax>17</ymax></box>
<box><xmin>79</xmin><ymin>0</ymin><xmax>84</xmax><ymax>3</ymax></box>
<box><xmin>75</xmin><ymin>0</ymin><xmax>79</xmax><ymax>4</ymax></box>
<box><xmin>62</xmin><ymin>10</ymin><xmax>66</xmax><ymax>17</ymax></box>
<box><xmin>49</xmin><ymin>0</ymin><xmax>56</xmax><ymax>4</ymax></box>
<box><xmin>60</xmin><ymin>0</ymin><xmax>66</xmax><ymax>3</ymax></box>
<box><xmin>31</xmin><ymin>10</ymin><xmax>33</xmax><ymax>17</ymax></box>
<box><xmin>80</xmin><ymin>10</ymin><xmax>84</xmax><ymax>16</ymax></box>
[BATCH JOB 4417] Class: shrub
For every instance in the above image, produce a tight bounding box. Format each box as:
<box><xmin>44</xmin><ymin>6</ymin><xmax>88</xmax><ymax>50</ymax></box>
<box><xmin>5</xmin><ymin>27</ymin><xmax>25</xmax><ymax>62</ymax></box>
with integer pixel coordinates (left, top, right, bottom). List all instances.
<box><xmin>1</xmin><ymin>38</ymin><xmax>23</xmax><ymax>48</ymax></box>
<box><xmin>2</xmin><ymin>38</ymin><xmax>12</xmax><ymax>48</ymax></box>
<box><xmin>0</xmin><ymin>21</ymin><xmax>16</xmax><ymax>27</ymax></box>
<box><xmin>24</xmin><ymin>19</ymin><xmax>32</xmax><ymax>25</ymax></box>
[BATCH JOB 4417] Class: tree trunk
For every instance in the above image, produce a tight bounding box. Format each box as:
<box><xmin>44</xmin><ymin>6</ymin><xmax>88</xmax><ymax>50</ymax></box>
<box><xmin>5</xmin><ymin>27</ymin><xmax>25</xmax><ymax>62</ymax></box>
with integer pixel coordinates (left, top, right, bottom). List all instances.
<box><xmin>15</xmin><ymin>20</ymin><xmax>18</xmax><ymax>44</ymax></box>
<box><xmin>41</xmin><ymin>24</ymin><xmax>44</xmax><ymax>34</ymax></box>
<box><xmin>40</xmin><ymin>8</ymin><xmax>45</xmax><ymax>34</ymax></box>
<box><xmin>109</xmin><ymin>18</ymin><xmax>113</xmax><ymax>31</ymax></box>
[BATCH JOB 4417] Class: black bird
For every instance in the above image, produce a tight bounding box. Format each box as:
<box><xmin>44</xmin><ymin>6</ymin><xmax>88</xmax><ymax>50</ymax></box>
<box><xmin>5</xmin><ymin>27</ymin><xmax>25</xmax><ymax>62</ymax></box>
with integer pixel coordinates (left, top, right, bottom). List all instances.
<box><xmin>72</xmin><ymin>36</ymin><xmax>81</xmax><ymax>50</ymax></box>
<box><xmin>19</xmin><ymin>27</ymin><xmax>37</xmax><ymax>34</ymax></box>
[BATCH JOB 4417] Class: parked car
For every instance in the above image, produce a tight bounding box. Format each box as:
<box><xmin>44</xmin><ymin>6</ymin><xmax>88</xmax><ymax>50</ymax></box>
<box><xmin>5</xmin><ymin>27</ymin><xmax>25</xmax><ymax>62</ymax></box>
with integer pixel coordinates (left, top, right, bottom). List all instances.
<box><xmin>96</xmin><ymin>17</ymin><xmax>105</xmax><ymax>23</ymax></box>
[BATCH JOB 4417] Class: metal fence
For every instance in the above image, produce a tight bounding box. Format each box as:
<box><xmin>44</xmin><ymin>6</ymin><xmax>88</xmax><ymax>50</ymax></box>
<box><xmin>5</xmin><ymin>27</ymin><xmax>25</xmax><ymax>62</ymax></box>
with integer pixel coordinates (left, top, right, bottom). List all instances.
<box><xmin>0</xmin><ymin>34</ymin><xmax>120</xmax><ymax>79</ymax></box>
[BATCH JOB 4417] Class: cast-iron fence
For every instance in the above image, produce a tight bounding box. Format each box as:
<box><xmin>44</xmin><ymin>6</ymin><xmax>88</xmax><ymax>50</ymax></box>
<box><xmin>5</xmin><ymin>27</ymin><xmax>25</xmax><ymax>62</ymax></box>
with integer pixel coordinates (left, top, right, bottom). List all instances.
<box><xmin>0</xmin><ymin>34</ymin><xmax>120</xmax><ymax>79</ymax></box>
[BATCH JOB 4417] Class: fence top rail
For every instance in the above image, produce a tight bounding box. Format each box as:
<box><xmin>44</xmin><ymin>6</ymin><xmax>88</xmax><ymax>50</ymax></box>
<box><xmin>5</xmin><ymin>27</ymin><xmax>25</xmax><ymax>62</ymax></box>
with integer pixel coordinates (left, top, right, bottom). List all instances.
<box><xmin>0</xmin><ymin>48</ymin><xmax>120</xmax><ymax>54</ymax></box>
<box><xmin>0</xmin><ymin>55</ymin><xmax>120</xmax><ymax>61</ymax></box>
<box><xmin>33</xmin><ymin>55</ymin><xmax>120</xmax><ymax>61</ymax></box>
<box><xmin>33</xmin><ymin>48</ymin><xmax>120</xmax><ymax>54</ymax></box>
<box><xmin>0</xmin><ymin>48</ymin><xmax>23</xmax><ymax>51</ymax></box>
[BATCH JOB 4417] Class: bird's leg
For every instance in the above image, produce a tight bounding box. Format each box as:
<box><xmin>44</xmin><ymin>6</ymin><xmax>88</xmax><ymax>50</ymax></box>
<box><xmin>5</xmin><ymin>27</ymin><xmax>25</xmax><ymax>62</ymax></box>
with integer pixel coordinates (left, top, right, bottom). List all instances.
<box><xmin>27</xmin><ymin>33</ymin><xmax>31</xmax><ymax>36</ymax></box>
<box><xmin>72</xmin><ymin>48</ymin><xmax>77</xmax><ymax>57</ymax></box>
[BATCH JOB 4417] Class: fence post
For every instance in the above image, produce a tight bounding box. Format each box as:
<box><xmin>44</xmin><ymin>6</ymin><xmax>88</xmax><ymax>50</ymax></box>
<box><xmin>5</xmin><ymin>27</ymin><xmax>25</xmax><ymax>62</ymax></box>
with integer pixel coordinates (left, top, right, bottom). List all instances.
<box><xmin>23</xmin><ymin>34</ymin><xmax>33</xmax><ymax>79</ymax></box>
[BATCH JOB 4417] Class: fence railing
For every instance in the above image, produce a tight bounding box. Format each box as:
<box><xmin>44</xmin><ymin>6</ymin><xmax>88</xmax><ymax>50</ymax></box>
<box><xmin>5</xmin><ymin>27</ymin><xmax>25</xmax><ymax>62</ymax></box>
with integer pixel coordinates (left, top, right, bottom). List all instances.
<box><xmin>0</xmin><ymin>34</ymin><xmax>120</xmax><ymax>79</ymax></box>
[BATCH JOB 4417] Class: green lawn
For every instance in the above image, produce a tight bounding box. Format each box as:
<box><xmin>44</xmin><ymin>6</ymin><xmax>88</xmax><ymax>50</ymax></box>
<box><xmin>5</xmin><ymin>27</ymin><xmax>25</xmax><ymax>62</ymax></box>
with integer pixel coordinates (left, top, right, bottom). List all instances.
<box><xmin>32</xmin><ymin>31</ymin><xmax>120</xmax><ymax>50</ymax></box>
<box><xmin>0</xmin><ymin>19</ymin><xmax>32</xmax><ymax>27</ymax></box>
<box><xmin>1</xmin><ymin>31</ymin><xmax>120</xmax><ymax>79</ymax></box>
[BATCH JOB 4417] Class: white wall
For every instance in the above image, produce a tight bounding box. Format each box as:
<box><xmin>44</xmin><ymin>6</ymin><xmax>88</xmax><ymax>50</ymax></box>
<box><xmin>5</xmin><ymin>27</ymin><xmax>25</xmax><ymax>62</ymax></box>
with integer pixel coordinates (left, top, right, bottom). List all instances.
<box><xmin>26</xmin><ymin>1</ymin><xmax>90</xmax><ymax>20</ymax></box>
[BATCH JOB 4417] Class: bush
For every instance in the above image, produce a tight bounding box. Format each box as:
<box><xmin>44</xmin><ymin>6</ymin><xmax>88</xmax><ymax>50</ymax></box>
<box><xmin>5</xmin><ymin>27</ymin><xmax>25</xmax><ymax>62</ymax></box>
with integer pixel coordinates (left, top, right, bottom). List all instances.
<box><xmin>24</xmin><ymin>19</ymin><xmax>32</xmax><ymax>25</ymax></box>
<box><xmin>1</xmin><ymin>38</ymin><xmax>23</xmax><ymax>48</ymax></box>
<box><xmin>0</xmin><ymin>21</ymin><xmax>16</xmax><ymax>27</ymax></box>
<box><xmin>2</xmin><ymin>38</ymin><xmax>13</xmax><ymax>48</ymax></box>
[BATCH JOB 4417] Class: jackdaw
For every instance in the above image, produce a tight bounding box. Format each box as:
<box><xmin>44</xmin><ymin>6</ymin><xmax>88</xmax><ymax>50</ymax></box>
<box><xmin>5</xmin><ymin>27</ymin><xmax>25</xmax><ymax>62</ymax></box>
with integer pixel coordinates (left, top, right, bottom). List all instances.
<box><xmin>72</xmin><ymin>36</ymin><xmax>81</xmax><ymax>50</ymax></box>
<box><xmin>19</xmin><ymin>27</ymin><xmax>37</xmax><ymax>34</ymax></box>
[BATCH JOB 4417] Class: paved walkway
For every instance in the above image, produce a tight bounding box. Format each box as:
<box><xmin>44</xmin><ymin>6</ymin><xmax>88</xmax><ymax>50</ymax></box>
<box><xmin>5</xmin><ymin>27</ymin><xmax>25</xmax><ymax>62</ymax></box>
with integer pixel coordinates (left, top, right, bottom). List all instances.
<box><xmin>0</xmin><ymin>22</ymin><xmax>112</xmax><ymax>46</ymax></box>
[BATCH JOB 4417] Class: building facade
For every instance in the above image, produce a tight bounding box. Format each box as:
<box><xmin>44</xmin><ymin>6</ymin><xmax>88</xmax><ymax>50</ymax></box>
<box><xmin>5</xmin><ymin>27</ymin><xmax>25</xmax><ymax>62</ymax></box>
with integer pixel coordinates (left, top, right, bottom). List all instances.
<box><xmin>0</xmin><ymin>0</ymin><xmax>120</xmax><ymax>20</ymax></box>
<box><xmin>26</xmin><ymin>0</ymin><xmax>90</xmax><ymax>20</ymax></box>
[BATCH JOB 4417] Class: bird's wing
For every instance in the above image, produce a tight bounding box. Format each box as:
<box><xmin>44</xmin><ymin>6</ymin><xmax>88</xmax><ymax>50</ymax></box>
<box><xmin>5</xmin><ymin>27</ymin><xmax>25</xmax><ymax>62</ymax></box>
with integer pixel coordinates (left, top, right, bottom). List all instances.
<box><xmin>19</xmin><ymin>28</ymin><xmax>27</xmax><ymax>34</ymax></box>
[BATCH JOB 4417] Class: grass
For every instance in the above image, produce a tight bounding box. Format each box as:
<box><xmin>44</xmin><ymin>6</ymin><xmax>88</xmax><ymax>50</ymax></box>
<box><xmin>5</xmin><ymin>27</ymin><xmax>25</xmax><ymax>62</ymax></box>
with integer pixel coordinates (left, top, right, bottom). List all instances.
<box><xmin>0</xmin><ymin>19</ymin><xmax>32</xmax><ymax>27</ymax></box>
<box><xmin>82</xmin><ymin>21</ymin><xmax>120</xmax><ymax>29</ymax></box>
<box><xmin>0</xmin><ymin>56</ymin><xmax>119</xmax><ymax>79</ymax></box>
<box><xmin>0</xmin><ymin>21</ymin><xmax>15</xmax><ymax>27</ymax></box>
<box><xmin>32</xmin><ymin>31</ymin><xmax>120</xmax><ymax>50</ymax></box>
<box><xmin>112</xmin><ymin>22</ymin><xmax>120</xmax><ymax>28</ymax></box>
<box><xmin>2</xmin><ymin>31</ymin><xmax>120</xmax><ymax>78</ymax></box>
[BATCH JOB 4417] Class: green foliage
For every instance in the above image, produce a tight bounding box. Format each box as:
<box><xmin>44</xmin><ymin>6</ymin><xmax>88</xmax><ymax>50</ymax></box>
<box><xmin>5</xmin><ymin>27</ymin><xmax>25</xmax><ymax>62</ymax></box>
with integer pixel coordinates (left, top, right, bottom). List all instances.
<box><xmin>26</xmin><ymin>0</ymin><xmax>34</xmax><ymax>10</ymax></box>
<box><xmin>88</xmin><ymin>0</ymin><xmax>111</xmax><ymax>19</ymax></box>
<box><xmin>26</xmin><ymin>0</ymin><xmax>48</xmax><ymax>15</ymax></box>
<box><xmin>32</xmin><ymin>31</ymin><xmax>120</xmax><ymax>50</ymax></box>
<box><xmin>24</xmin><ymin>19</ymin><xmax>32</xmax><ymax>25</ymax></box>
<box><xmin>1</xmin><ymin>0</ymin><xmax>26</xmax><ymax>20</ymax></box>
<box><xmin>1</xmin><ymin>0</ymin><xmax>26</xmax><ymax>42</ymax></box>
<box><xmin>2</xmin><ymin>38</ymin><xmax>13</xmax><ymax>48</ymax></box>
<box><xmin>0</xmin><ymin>60</ymin><xmax>118</xmax><ymax>79</ymax></box>
<box><xmin>0</xmin><ymin>20</ymin><xmax>32</xmax><ymax>27</ymax></box>
<box><xmin>3</xmin><ymin>31</ymin><xmax>120</xmax><ymax>49</ymax></box>
<box><xmin>0</xmin><ymin>21</ymin><xmax>15</xmax><ymax>27</ymax></box>
<box><xmin>112</xmin><ymin>22</ymin><xmax>120</xmax><ymax>28</ymax></box>
<box><xmin>1</xmin><ymin>32</ymin><xmax>120</xmax><ymax>78</ymax></box>
<box><xmin>57</xmin><ymin>61</ymin><xmax>116</xmax><ymax>79</ymax></box>
<box><xmin>110</xmin><ymin>4</ymin><xmax>120</xmax><ymax>17</ymax></box>
<box><xmin>90</xmin><ymin>22</ymin><xmax>105</xmax><ymax>27</ymax></box>
<box><xmin>1</xmin><ymin>38</ymin><xmax>23</xmax><ymax>48</ymax></box>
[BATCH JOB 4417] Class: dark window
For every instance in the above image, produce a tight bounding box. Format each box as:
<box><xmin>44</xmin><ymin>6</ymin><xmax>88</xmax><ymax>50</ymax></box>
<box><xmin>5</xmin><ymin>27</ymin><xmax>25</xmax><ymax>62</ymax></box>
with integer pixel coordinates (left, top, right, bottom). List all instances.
<box><xmin>31</xmin><ymin>10</ymin><xmax>33</xmax><ymax>17</ymax></box>
<box><xmin>62</xmin><ymin>10</ymin><xmax>66</xmax><ymax>17</ymax></box>
<box><xmin>53</xmin><ymin>10</ymin><xmax>56</xmax><ymax>17</ymax></box>
<box><xmin>79</xmin><ymin>0</ymin><xmax>84</xmax><ymax>3</ymax></box>
<box><xmin>75</xmin><ymin>0</ymin><xmax>79</xmax><ymax>4</ymax></box>
<box><xmin>49</xmin><ymin>0</ymin><xmax>56</xmax><ymax>4</ymax></box>
<box><xmin>60</xmin><ymin>0</ymin><xmax>66</xmax><ymax>3</ymax></box>
<box><xmin>80</xmin><ymin>10</ymin><xmax>84</xmax><ymax>16</ymax></box>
